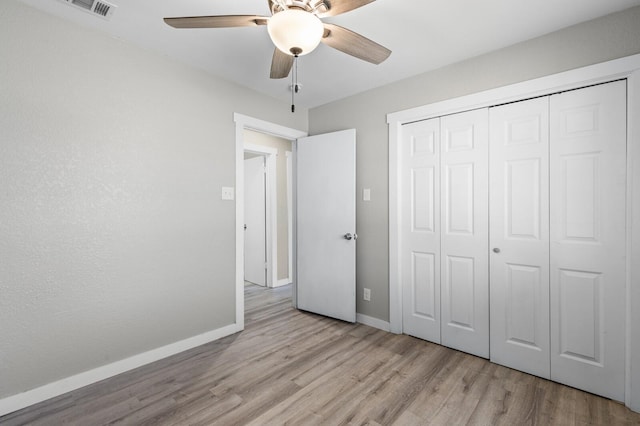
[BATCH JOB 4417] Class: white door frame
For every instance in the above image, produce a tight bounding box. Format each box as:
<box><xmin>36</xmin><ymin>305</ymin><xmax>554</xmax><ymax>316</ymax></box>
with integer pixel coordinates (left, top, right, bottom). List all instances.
<box><xmin>234</xmin><ymin>113</ymin><xmax>307</xmax><ymax>329</ymax></box>
<box><xmin>286</xmin><ymin>151</ymin><xmax>294</xmax><ymax>285</ymax></box>
<box><xmin>387</xmin><ymin>53</ymin><xmax>640</xmax><ymax>412</ymax></box>
<box><xmin>244</xmin><ymin>143</ymin><xmax>277</xmax><ymax>288</ymax></box>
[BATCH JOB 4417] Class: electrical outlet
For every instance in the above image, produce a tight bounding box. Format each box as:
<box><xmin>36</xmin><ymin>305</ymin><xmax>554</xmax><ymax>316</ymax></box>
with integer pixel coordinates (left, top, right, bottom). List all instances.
<box><xmin>363</xmin><ymin>288</ymin><xmax>371</xmax><ymax>301</ymax></box>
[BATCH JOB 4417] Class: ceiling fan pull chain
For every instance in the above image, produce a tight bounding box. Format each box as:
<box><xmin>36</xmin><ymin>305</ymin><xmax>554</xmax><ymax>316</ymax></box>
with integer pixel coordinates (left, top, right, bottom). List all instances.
<box><xmin>295</xmin><ymin>54</ymin><xmax>299</xmax><ymax>94</ymax></box>
<box><xmin>291</xmin><ymin>56</ymin><xmax>295</xmax><ymax>113</ymax></box>
<box><xmin>291</xmin><ymin>54</ymin><xmax>299</xmax><ymax>113</ymax></box>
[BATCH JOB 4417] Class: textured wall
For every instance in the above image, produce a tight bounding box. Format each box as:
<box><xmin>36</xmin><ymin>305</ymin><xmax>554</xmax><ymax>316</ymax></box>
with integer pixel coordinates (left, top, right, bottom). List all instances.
<box><xmin>309</xmin><ymin>6</ymin><xmax>640</xmax><ymax>322</ymax></box>
<box><xmin>0</xmin><ymin>0</ymin><xmax>306</xmax><ymax>399</ymax></box>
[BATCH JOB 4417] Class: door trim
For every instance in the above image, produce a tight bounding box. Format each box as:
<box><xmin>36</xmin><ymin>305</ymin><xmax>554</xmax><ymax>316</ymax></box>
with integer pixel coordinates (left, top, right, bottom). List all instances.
<box><xmin>244</xmin><ymin>143</ymin><xmax>277</xmax><ymax>288</ymax></box>
<box><xmin>387</xmin><ymin>53</ymin><xmax>640</xmax><ymax>412</ymax></box>
<box><xmin>234</xmin><ymin>113</ymin><xmax>307</xmax><ymax>329</ymax></box>
<box><xmin>285</xmin><ymin>150</ymin><xmax>293</xmax><ymax>286</ymax></box>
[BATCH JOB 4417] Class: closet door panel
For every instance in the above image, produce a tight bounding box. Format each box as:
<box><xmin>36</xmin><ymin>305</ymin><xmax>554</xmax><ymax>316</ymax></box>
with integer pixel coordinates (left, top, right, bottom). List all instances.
<box><xmin>401</xmin><ymin>118</ymin><xmax>441</xmax><ymax>343</ymax></box>
<box><xmin>550</xmin><ymin>80</ymin><xmax>627</xmax><ymax>401</ymax></box>
<box><xmin>489</xmin><ymin>97</ymin><xmax>551</xmax><ymax>378</ymax></box>
<box><xmin>440</xmin><ymin>108</ymin><xmax>489</xmax><ymax>358</ymax></box>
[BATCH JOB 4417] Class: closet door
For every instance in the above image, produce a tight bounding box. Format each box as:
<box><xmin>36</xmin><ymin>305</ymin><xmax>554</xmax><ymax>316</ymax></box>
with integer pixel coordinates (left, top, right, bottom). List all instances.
<box><xmin>401</xmin><ymin>118</ymin><xmax>441</xmax><ymax>343</ymax></box>
<box><xmin>440</xmin><ymin>109</ymin><xmax>489</xmax><ymax>358</ymax></box>
<box><xmin>549</xmin><ymin>81</ymin><xmax>627</xmax><ymax>401</ymax></box>
<box><xmin>489</xmin><ymin>97</ymin><xmax>551</xmax><ymax>378</ymax></box>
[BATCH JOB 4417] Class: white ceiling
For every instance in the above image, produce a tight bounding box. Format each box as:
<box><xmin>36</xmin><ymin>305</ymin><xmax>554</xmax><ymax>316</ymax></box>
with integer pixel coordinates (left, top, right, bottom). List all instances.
<box><xmin>18</xmin><ymin>0</ymin><xmax>640</xmax><ymax>108</ymax></box>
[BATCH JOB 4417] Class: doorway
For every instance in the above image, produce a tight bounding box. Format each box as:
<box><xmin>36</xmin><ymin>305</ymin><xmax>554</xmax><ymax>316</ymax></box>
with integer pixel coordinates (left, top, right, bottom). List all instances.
<box><xmin>234</xmin><ymin>114</ymin><xmax>307</xmax><ymax>330</ymax></box>
<box><xmin>244</xmin><ymin>132</ymin><xmax>293</xmax><ymax>288</ymax></box>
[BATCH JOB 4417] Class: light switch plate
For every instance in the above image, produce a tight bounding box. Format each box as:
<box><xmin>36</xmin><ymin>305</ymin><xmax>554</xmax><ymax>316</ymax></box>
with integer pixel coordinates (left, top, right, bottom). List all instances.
<box><xmin>363</xmin><ymin>188</ymin><xmax>371</xmax><ymax>201</ymax></box>
<box><xmin>221</xmin><ymin>187</ymin><xmax>235</xmax><ymax>201</ymax></box>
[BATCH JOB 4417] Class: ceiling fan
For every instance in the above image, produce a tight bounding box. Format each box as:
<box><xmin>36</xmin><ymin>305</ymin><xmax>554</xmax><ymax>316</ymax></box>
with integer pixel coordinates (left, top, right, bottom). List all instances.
<box><xmin>163</xmin><ymin>0</ymin><xmax>391</xmax><ymax>79</ymax></box>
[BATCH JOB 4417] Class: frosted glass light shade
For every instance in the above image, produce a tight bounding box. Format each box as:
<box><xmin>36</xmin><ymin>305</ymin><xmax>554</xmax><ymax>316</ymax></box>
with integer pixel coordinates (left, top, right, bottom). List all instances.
<box><xmin>267</xmin><ymin>9</ymin><xmax>324</xmax><ymax>56</ymax></box>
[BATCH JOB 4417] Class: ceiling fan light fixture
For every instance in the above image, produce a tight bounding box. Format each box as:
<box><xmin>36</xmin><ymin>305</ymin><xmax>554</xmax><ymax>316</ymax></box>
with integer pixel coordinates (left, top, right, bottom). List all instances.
<box><xmin>267</xmin><ymin>9</ymin><xmax>324</xmax><ymax>56</ymax></box>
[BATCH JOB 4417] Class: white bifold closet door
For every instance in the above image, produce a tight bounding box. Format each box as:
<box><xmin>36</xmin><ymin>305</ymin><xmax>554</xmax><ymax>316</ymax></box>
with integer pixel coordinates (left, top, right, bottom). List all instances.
<box><xmin>489</xmin><ymin>96</ymin><xmax>551</xmax><ymax>378</ymax></box>
<box><xmin>549</xmin><ymin>80</ymin><xmax>627</xmax><ymax>401</ymax></box>
<box><xmin>490</xmin><ymin>80</ymin><xmax>627</xmax><ymax>401</ymax></box>
<box><xmin>440</xmin><ymin>109</ymin><xmax>489</xmax><ymax>358</ymax></box>
<box><xmin>401</xmin><ymin>118</ymin><xmax>441</xmax><ymax>343</ymax></box>
<box><xmin>401</xmin><ymin>109</ymin><xmax>489</xmax><ymax>358</ymax></box>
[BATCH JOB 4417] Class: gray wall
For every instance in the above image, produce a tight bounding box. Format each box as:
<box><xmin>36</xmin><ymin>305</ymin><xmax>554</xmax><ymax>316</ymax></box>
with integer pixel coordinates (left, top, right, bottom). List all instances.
<box><xmin>0</xmin><ymin>0</ymin><xmax>306</xmax><ymax>399</ymax></box>
<box><xmin>309</xmin><ymin>6</ymin><xmax>640</xmax><ymax>322</ymax></box>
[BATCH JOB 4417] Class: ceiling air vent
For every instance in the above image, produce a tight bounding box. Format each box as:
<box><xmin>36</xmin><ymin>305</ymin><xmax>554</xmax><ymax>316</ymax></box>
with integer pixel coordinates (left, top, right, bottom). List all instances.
<box><xmin>59</xmin><ymin>0</ymin><xmax>117</xmax><ymax>20</ymax></box>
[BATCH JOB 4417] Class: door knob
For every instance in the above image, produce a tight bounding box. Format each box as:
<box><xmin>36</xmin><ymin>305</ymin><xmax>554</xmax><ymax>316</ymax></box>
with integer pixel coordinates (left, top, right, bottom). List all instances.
<box><xmin>493</xmin><ymin>248</ymin><xmax>501</xmax><ymax>253</ymax></box>
<box><xmin>344</xmin><ymin>233</ymin><xmax>357</xmax><ymax>240</ymax></box>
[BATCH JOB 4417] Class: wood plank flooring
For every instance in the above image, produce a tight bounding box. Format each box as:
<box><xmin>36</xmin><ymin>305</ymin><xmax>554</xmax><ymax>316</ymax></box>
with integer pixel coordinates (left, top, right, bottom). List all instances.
<box><xmin>3</xmin><ymin>283</ymin><xmax>640</xmax><ymax>425</ymax></box>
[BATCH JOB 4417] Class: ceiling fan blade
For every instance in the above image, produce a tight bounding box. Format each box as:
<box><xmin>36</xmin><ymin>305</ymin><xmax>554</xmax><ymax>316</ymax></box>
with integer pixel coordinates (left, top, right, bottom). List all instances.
<box><xmin>270</xmin><ymin>48</ymin><xmax>294</xmax><ymax>79</ymax></box>
<box><xmin>316</xmin><ymin>0</ymin><xmax>376</xmax><ymax>17</ymax></box>
<box><xmin>321</xmin><ymin>23</ymin><xmax>391</xmax><ymax>65</ymax></box>
<box><xmin>164</xmin><ymin>15</ymin><xmax>269</xmax><ymax>29</ymax></box>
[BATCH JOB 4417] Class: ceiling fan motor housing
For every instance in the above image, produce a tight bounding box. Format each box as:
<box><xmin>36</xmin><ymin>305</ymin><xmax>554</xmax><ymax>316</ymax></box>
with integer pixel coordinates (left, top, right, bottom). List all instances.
<box><xmin>270</xmin><ymin>0</ymin><xmax>328</xmax><ymax>15</ymax></box>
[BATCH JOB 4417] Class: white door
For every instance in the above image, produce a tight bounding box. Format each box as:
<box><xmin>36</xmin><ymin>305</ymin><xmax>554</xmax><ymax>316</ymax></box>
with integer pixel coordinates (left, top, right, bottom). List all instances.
<box><xmin>440</xmin><ymin>109</ymin><xmax>489</xmax><ymax>358</ymax></box>
<box><xmin>489</xmin><ymin>97</ymin><xmax>551</xmax><ymax>378</ymax></box>
<box><xmin>549</xmin><ymin>81</ymin><xmax>627</xmax><ymax>401</ymax></box>
<box><xmin>244</xmin><ymin>156</ymin><xmax>266</xmax><ymax>286</ymax></box>
<box><xmin>296</xmin><ymin>129</ymin><xmax>356</xmax><ymax>323</ymax></box>
<box><xmin>401</xmin><ymin>118</ymin><xmax>441</xmax><ymax>342</ymax></box>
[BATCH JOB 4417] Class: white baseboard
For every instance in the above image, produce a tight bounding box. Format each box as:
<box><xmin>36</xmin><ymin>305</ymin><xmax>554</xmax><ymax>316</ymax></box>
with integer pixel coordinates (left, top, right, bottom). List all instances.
<box><xmin>0</xmin><ymin>323</ymin><xmax>242</xmax><ymax>417</ymax></box>
<box><xmin>274</xmin><ymin>278</ymin><xmax>292</xmax><ymax>288</ymax></box>
<box><xmin>356</xmin><ymin>313</ymin><xmax>391</xmax><ymax>332</ymax></box>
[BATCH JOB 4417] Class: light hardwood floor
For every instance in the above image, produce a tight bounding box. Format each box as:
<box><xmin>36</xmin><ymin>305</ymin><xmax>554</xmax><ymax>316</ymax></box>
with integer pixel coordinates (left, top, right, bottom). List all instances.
<box><xmin>3</xmin><ymin>283</ymin><xmax>640</xmax><ymax>425</ymax></box>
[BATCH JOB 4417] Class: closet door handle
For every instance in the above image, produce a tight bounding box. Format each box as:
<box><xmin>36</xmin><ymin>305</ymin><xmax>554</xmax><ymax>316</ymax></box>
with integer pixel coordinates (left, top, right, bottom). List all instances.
<box><xmin>493</xmin><ymin>248</ymin><xmax>501</xmax><ymax>253</ymax></box>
